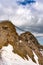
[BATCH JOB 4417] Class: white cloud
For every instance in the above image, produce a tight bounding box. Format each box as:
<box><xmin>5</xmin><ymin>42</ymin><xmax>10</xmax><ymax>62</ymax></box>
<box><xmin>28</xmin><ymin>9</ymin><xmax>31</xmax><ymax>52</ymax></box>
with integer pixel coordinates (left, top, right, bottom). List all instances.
<box><xmin>34</xmin><ymin>2</ymin><xmax>43</xmax><ymax>12</ymax></box>
<box><xmin>11</xmin><ymin>7</ymin><xmax>34</xmax><ymax>26</ymax></box>
<box><xmin>0</xmin><ymin>3</ymin><xmax>2</xmax><ymax>8</ymax></box>
<box><xmin>33</xmin><ymin>33</ymin><xmax>43</xmax><ymax>37</ymax></box>
<box><xmin>0</xmin><ymin>0</ymin><xmax>43</xmax><ymax>27</ymax></box>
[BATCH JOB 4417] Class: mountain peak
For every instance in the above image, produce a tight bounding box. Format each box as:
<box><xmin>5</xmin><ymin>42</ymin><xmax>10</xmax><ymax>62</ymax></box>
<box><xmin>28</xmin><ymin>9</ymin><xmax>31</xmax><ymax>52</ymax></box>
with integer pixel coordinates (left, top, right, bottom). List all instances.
<box><xmin>0</xmin><ymin>20</ymin><xmax>43</xmax><ymax>65</ymax></box>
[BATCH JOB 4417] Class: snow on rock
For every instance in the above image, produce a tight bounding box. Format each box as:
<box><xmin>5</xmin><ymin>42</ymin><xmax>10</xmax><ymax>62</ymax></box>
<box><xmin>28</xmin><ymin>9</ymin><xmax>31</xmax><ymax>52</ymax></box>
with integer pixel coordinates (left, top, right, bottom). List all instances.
<box><xmin>0</xmin><ymin>44</ymin><xmax>39</xmax><ymax>65</ymax></box>
<box><xmin>33</xmin><ymin>51</ymin><xmax>39</xmax><ymax>65</ymax></box>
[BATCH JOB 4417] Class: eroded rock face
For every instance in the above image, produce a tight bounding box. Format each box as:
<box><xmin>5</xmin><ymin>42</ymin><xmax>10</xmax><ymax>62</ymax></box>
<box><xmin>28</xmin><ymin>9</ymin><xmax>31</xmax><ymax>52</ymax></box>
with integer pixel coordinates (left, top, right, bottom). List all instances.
<box><xmin>0</xmin><ymin>20</ymin><xmax>43</xmax><ymax>65</ymax></box>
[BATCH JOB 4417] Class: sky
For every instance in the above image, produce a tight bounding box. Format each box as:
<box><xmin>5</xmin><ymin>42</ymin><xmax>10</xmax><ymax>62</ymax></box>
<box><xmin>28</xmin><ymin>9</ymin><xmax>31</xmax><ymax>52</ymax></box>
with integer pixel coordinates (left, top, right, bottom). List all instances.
<box><xmin>0</xmin><ymin>0</ymin><xmax>43</xmax><ymax>45</ymax></box>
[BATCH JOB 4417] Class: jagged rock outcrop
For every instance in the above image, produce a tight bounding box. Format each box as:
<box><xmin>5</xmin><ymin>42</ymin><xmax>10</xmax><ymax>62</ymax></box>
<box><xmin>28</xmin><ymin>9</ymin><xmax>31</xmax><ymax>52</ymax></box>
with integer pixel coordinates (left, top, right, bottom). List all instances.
<box><xmin>0</xmin><ymin>20</ymin><xmax>43</xmax><ymax>65</ymax></box>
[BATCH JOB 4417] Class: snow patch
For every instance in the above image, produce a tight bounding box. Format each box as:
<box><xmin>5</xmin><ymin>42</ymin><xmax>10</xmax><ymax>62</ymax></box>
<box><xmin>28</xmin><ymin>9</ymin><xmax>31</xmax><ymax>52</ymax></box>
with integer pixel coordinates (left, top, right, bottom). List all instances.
<box><xmin>0</xmin><ymin>44</ymin><xmax>39</xmax><ymax>65</ymax></box>
<box><xmin>33</xmin><ymin>51</ymin><xmax>39</xmax><ymax>65</ymax></box>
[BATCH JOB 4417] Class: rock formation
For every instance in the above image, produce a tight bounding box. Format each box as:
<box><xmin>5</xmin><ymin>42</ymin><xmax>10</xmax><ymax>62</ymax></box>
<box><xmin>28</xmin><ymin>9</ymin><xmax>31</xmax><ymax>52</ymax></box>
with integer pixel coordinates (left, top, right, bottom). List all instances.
<box><xmin>0</xmin><ymin>20</ymin><xmax>43</xmax><ymax>65</ymax></box>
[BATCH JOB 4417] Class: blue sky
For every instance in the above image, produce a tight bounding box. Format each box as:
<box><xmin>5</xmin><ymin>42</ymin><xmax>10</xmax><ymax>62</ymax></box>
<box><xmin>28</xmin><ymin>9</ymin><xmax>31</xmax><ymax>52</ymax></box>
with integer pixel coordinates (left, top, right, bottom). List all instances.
<box><xmin>17</xmin><ymin>0</ymin><xmax>36</xmax><ymax>5</ymax></box>
<box><xmin>37</xmin><ymin>37</ymin><xmax>43</xmax><ymax>45</ymax></box>
<box><xmin>0</xmin><ymin>0</ymin><xmax>43</xmax><ymax>45</ymax></box>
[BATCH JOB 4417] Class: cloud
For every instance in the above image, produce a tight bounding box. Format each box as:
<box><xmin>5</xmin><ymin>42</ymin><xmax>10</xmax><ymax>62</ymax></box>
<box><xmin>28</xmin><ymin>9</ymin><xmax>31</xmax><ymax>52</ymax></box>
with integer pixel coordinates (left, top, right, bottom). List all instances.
<box><xmin>11</xmin><ymin>7</ymin><xmax>33</xmax><ymax>26</ymax></box>
<box><xmin>33</xmin><ymin>33</ymin><xmax>43</xmax><ymax>37</ymax></box>
<box><xmin>33</xmin><ymin>2</ymin><xmax>43</xmax><ymax>12</ymax></box>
